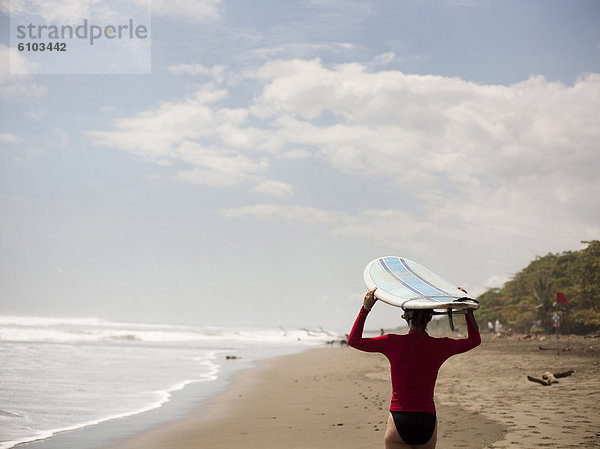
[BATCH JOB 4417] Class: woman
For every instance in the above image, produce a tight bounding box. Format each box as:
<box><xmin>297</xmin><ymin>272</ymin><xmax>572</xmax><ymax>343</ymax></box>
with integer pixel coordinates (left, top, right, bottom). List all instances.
<box><xmin>348</xmin><ymin>288</ymin><xmax>481</xmax><ymax>449</ymax></box>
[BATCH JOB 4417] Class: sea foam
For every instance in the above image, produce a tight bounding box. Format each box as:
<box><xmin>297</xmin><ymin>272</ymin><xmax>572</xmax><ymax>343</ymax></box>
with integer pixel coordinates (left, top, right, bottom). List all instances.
<box><xmin>0</xmin><ymin>316</ymin><xmax>334</xmax><ymax>449</ymax></box>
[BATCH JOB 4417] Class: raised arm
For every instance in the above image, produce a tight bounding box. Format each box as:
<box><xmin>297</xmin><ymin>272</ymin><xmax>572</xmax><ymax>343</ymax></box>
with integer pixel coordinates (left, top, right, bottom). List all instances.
<box><xmin>348</xmin><ymin>289</ymin><xmax>388</xmax><ymax>353</ymax></box>
<box><xmin>444</xmin><ymin>313</ymin><xmax>481</xmax><ymax>356</ymax></box>
<box><xmin>465</xmin><ymin>312</ymin><xmax>481</xmax><ymax>346</ymax></box>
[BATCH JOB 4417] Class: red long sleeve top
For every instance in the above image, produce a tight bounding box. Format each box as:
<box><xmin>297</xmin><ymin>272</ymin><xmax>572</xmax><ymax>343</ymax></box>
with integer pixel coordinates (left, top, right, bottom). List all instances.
<box><xmin>348</xmin><ymin>307</ymin><xmax>481</xmax><ymax>414</ymax></box>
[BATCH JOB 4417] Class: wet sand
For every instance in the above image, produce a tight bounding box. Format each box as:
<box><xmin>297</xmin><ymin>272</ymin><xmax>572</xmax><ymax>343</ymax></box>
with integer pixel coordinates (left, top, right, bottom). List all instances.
<box><xmin>107</xmin><ymin>331</ymin><xmax>600</xmax><ymax>449</ymax></box>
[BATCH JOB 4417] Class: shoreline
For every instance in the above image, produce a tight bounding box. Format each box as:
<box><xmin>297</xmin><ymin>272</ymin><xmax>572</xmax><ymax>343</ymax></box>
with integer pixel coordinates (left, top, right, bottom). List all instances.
<box><xmin>106</xmin><ymin>333</ymin><xmax>600</xmax><ymax>449</ymax></box>
<box><xmin>14</xmin><ymin>332</ymin><xmax>600</xmax><ymax>449</ymax></box>
<box><xmin>106</xmin><ymin>346</ymin><xmax>504</xmax><ymax>449</ymax></box>
<box><xmin>13</xmin><ymin>345</ymin><xmax>311</xmax><ymax>449</ymax></box>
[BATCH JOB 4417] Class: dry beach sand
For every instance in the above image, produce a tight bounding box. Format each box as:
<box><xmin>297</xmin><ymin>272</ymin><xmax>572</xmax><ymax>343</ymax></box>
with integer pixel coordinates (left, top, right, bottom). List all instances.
<box><xmin>108</xmin><ymin>330</ymin><xmax>600</xmax><ymax>449</ymax></box>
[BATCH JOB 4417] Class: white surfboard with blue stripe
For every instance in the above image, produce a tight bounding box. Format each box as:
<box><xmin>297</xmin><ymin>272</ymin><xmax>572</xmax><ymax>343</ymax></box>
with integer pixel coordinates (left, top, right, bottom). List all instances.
<box><xmin>363</xmin><ymin>256</ymin><xmax>479</xmax><ymax>311</ymax></box>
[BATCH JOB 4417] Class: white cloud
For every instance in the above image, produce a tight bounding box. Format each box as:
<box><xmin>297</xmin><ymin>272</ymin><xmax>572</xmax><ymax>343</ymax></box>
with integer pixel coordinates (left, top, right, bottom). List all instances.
<box><xmin>372</xmin><ymin>51</ymin><xmax>396</xmax><ymax>66</ymax></box>
<box><xmin>89</xmin><ymin>59</ymin><xmax>600</xmax><ymax>279</ymax></box>
<box><xmin>99</xmin><ymin>105</ymin><xmax>116</xmax><ymax>113</ymax></box>
<box><xmin>91</xmin><ymin>61</ymin><xmax>600</xmax><ymax>203</ymax></box>
<box><xmin>167</xmin><ymin>64</ymin><xmax>227</xmax><ymax>84</ymax></box>
<box><xmin>0</xmin><ymin>133</ymin><xmax>22</xmax><ymax>144</ymax></box>
<box><xmin>248</xmin><ymin>60</ymin><xmax>599</xmax><ymax>203</ymax></box>
<box><xmin>174</xmin><ymin>141</ymin><xmax>269</xmax><ymax>188</ymax></box>
<box><xmin>87</xmin><ymin>83</ymin><xmax>276</xmax><ymax>188</ymax></box>
<box><xmin>252</xmin><ymin>180</ymin><xmax>294</xmax><ymax>197</ymax></box>
<box><xmin>281</xmin><ymin>149</ymin><xmax>311</xmax><ymax>160</ymax></box>
<box><xmin>209</xmin><ymin>59</ymin><xmax>598</xmax><ymax>286</ymax></box>
<box><xmin>249</xmin><ymin>43</ymin><xmax>358</xmax><ymax>61</ymax></box>
<box><xmin>87</xmin><ymin>83</ymin><xmax>229</xmax><ymax>160</ymax></box>
<box><xmin>0</xmin><ymin>131</ymin><xmax>46</xmax><ymax>163</ymax></box>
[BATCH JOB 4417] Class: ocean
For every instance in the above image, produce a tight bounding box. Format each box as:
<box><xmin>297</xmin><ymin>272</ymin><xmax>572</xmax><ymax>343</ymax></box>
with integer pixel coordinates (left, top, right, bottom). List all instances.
<box><xmin>0</xmin><ymin>316</ymin><xmax>336</xmax><ymax>449</ymax></box>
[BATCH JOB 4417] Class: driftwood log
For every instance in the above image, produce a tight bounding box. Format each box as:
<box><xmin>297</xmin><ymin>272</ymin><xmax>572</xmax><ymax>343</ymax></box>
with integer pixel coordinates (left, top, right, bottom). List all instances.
<box><xmin>527</xmin><ymin>369</ymin><xmax>574</xmax><ymax>386</ymax></box>
<box><xmin>537</xmin><ymin>345</ymin><xmax>572</xmax><ymax>352</ymax></box>
<box><xmin>527</xmin><ymin>375</ymin><xmax>551</xmax><ymax>386</ymax></box>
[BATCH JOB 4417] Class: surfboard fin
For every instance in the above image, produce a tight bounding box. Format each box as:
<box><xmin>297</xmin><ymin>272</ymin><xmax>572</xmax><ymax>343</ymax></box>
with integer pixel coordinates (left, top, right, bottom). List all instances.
<box><xmin>467</xmin><ymin>309</ymin><xmax>478</xmax><ymax>330</ymax></box>
<box><xmin>447</xmin><ymin>308</ymin><xmax>454</xmax><ymax>332</ymax></box>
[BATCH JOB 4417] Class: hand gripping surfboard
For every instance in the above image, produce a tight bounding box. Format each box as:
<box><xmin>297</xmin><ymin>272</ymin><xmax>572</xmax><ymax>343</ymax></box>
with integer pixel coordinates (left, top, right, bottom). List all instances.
<box><xmin>364</xmin><ymin>256</ymin><xmax>479</xmax><ymax>331</ymax></box>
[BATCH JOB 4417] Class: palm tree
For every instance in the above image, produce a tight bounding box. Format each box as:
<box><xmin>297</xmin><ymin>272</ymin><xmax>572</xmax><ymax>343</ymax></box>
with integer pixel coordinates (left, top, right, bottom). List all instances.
<box><xmin>531</xmin><ymin>273</ymin><xmax>555</xmax><ymax>333</ymax></box>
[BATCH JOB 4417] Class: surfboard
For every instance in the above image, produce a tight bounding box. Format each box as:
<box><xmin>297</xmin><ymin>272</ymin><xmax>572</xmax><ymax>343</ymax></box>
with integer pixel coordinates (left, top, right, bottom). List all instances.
<box><xmin>363</xmin><ymin>256</ymin><xmax>479</xmax><ymax>330</ymax></box>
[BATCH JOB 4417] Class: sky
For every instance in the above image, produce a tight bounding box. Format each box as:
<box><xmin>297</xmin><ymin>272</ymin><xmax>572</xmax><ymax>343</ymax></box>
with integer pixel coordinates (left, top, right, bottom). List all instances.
<box><xmin>1</xmin><ymin>0</ymin><xmax>599</xmax><ymax>331</ymax></box>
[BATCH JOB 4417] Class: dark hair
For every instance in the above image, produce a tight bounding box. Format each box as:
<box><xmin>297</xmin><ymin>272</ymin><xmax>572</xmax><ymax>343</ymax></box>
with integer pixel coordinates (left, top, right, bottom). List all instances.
<box><xmin>403</xmin><ymin>309</ymin><xmax>433</xmax><ymax>331</ymax></box>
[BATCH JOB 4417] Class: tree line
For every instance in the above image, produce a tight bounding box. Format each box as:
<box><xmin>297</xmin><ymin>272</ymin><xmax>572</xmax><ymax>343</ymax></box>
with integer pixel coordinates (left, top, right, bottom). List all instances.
<box><xmin>476</xmin><ymin>240</ymin><xmax>600</xmax><ymax>334</ymax></box>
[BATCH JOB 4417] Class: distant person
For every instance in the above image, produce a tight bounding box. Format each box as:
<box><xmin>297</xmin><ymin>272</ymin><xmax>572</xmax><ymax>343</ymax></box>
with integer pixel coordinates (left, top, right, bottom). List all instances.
<box><xmin>348</xmin><ymin>288</ymin><xmax>481</xmax><ymax>449</ymax></box>
<box><xmin>494</xmin><ymin>319</ymin><xmax>502</xmax><ymax>334</ymax></box>
<box><xmin>488</xmin><ymin>321</ymin><xmax>495</xmax><ymax>334</ymax></box>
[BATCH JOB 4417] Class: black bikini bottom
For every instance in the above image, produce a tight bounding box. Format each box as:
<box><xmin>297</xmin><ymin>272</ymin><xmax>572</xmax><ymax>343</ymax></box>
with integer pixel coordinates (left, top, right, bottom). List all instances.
<box><xmin>390</xmin><ymin>411</ymin><xmax>436</xmax><ymax>445</ymax></box>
